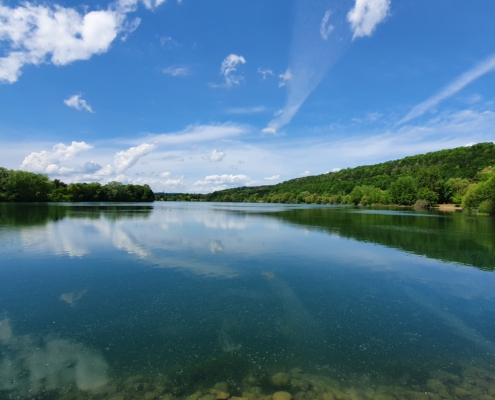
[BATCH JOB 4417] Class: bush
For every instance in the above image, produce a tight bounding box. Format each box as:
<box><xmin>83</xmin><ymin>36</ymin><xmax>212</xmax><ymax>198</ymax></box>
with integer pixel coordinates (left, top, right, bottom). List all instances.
<box><xmin>416</xmin><ymin>187</ymin><xmax>438</xmax><ymax>206</ymax></box>
<box><xmin>414</xmin><ymin>199</ymin><xmax>429</xmax><ymax>210</ymax></box>
<box><xmin>478</xmin><ymin>200</ymin><xmax>495</xmax><ymax>215</ymax></box>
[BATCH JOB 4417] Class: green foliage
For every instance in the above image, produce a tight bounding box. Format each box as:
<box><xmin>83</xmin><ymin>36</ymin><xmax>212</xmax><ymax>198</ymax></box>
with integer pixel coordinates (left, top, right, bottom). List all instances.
<box><xmin>478</xmin><ymin>200</ymin><xmax>495</xmax><ymax>215</ymax></box>
<box><xmin>2</xmin><ymin>170</ymin><xmax>52</xmax><ymax>202</ymax></box>
<box><xmin>0</xmin><ymin>168</ymin><xmax>155</xmax><ymax>203</ymax></box>
<box><xmin>389</xmin><ymin>176</ymin><xmax>417</xmax><ymax>205</ymax></box>
<box><xmin>462</xmin><ymin>170</ymin><xmax>495</xmax><ymax>214</ymax></box>
<box><xmin>194</xmin><ymin>143</ymin><xmax>495</xmax><ymax>208</ymax></box>
<box><xmin>416</xmin><ymin>187</ymin><xmax>439</xmax><ymax>206</ymax></box>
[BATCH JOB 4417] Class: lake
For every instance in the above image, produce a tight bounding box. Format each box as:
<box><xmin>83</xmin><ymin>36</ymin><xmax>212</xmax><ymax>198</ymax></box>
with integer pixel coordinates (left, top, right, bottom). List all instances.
<box><xmin>1</xmin><ymin>202</ymin><xmax>495</xmax><ymax>400</ymax></box>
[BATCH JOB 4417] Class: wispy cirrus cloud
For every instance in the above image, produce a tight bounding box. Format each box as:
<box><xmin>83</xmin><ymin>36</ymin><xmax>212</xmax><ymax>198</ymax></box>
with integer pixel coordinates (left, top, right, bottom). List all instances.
<box><xmin>162</xmin><ymin>66</ymin><xmax>190</xmax><ymax>77</ymax></box>
<box><xmin>257</xmin><ymin>68</ymin><xmax>274</xmax><ymax>80</ymax></box>
<box><xmin>320</xmin><ymin>10</ymin><xmax>334</xmax><ymax>40</ymax></box>
<box><xmin>226</xmin><ymin>106</ymin><xmax>266</xmax><ymax>115</ymax></box>
<box><xmin>399</xmin><ymin>53</ymin><xmax>495</xmax><ymax>125</ymax></box>
<box><xmin>194</xmin><ymin>174</ymin><xmax>255</xmax><ymax>188</ymax></box>
<box><xmin>64</xmin><ymin>94</ymin><xmax>94</xmax><ymax>113</ymax></box>
<box><xmin>278</xmin><ymin>69</ymin><xmax>292</xmax><ymax>88</ymax></box>
<box><xmin>263</xmin><ymin>0</ymin><xmax>391</xmax><ymax>134</ymax></box>
<box><xmin>139</xmin><ymin>123</ymin><xmax>249</xmax><ymax>146</ymax></box>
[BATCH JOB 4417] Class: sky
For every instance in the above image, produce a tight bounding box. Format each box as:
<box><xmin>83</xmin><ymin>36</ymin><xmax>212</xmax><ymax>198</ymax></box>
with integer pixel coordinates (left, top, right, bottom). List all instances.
<box><xmin>1</xmin><ymin>0</ymin><xmax>495</xmax><ymax>193</ymax></box>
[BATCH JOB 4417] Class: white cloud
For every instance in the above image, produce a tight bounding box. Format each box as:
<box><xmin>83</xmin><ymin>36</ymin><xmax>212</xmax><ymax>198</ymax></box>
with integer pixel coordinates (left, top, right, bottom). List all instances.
<box><xmin>399</xmin><ymin>53</ymin><xmax>495</xmax><ymax>125</ymax></box>
<box><xmin>141</xmin><ymin>123</ymin><xmax>248</xmax><ymax>146</ymax></box>
<box><xmin>320</xmin><ymin>10</ymin><xmax>334</xmax><ymax>40</ymax></box>
<box><xmin>278</xmin><ymin>68</ymin><xmax>292</xmax><ymax>88</ymax></box>
<box><xmin>112</xmin><ymin>143</ymin><xmax>156</xmax><ymax>174</ymax></box>
<box><xmin>162</xmin><ymin>66</ymin><xmax>190</xmax><ymax>77</ymax></box>
<box><xmin>214</xmin><ymin>54</ymin><xmax>246</xmax><ymax>89</ymax></box>
<box><xmin>208</xmin><ymin>149</ymin><xmax>225</xmax><ymax>162</ymax></box>
<box><xmin>64</xmin><ymin>94</ymin><xmax>94</xmax><ymax>113</ymax></box>
<box><xmin>331</xmin><ymin>168</ymin><xmax>342</xmax><ymax>172</ymax></box>
<box><xmin>347</xmin><ymin>0</ymin><xmax>391</xmax><ymax>40</ymax></box>
<box><xmin>195</xmin><ymin>174</ymin><xmax>255</xmax><ymax>187</ymax></box>
<box><xmin>226</xmin><ymin>106</ymin><xmax>266</xmax><ymax>115</ymax></box>
<box><xmin>263</xmin><ymin>3</ymin><xmax>355</xmax><ymax>134</ymax></box>
<box><xmin>465</xmin><ymin>94</ymin><xmax>483</xmax><ymax>105</ymax></box>
<box><xmin>20</xmin><ymin>141</ymin><xmax>93</xmax><ymax>173</ymax></box>
<box><xmin>264</xmin><ymin>175</ymin><xmax>280</xmax><ymax>181</ymax></box>
<box><xmin>159</xmin><ymin>36</ymin><xmax>179</xmax><ymax>47</ymax></box>
<box><xmin>0</xmin><ymin>0</ymin><xmax>166</xmax><ymax>83</ymax></box>
<box><xmin>300</xmin><ymin>170</ymin><xmax>310</xmax><ymax>177</ymax></box>
<box><xmin>352</xmin><ymin>112</ymin><xmax>383</xmax><ymax>123</ymax></box>
<box><xmin>159</xmin><ymin>154</ymin><xmax>184</xmax><ymax>162</ymax></box>
<box><xmin>257</xmin><ymin>68</ymin><xmax>274</xmax><ymax>80</ymax></box>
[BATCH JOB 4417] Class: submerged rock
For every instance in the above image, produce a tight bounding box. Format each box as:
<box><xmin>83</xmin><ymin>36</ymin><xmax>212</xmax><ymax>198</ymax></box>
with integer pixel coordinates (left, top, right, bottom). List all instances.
<box><xmin>186</xmin><ymin>390</ymin><xmax>203</xmax><ymax>400</ymax></box>
<box><xmin>272</xmin><ymin>373</ymin><xmax>291</xmax><ymax>388</ymax></box>
<box><xmin>209</xmin><ymin>389</ymin><xmax>230</xmax><ymax>400</ymax></box>
<box><xmin>273</xmin><ymin>391</ymin><xmax>292</xmax><ymax>400</ymax></box>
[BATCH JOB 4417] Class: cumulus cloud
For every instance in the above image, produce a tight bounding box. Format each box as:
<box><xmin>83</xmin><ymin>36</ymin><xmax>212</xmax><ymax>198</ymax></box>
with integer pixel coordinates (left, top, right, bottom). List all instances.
<box><xmin>300</xmin><ymin>170</ymin><xmax>310</xmax><ymax>177</ymax></box>
<box><xmin>264</xmin><ymin>175</ymin><xmax>280</xmax><ymax>181</ymax></box>
<box><xmin>20</xmin><ymin>141</ymin><xmax>93</xmax><ymax>173</ymax></box>
<box><xmin>347</xmin><ymin>0</ymin><xmax>391</xmax><ymax>39</ymax></box>
<box><xmin>0</xmin><ymin>318</ymin><xmax>108</xmax><ymax>396</ymax></box>
<box><xmin>194</xmin><ymin>174</ymin><xmax>255</xmax><ymax>187</ymax></box>
<box><xmin>213</xmin><ymin>54</ymin><xmax>246</xmax><ymax>88</ymax></box>
<box><xmin>399</xmin><ymin>53</ymin><xmax>495</xmax><ymax>125</ymax></box>
<box><xmin>0</xmin><ymin>0</ymin><xmax>165</xmax><ymax>83</ymax></box>
<box><xmin>162</xmin><ymin>66</ymin><xmax>190</xmax><ymax>77</ymax></box>
<box><xmin>64</xmin><ymin>94</ymin><xmax>94</xmax><ymax>113</ymax></box>
<box><xmin>320</xmin><ymin>10</ymin><xmax>334</xmax><ymax>40</ymax></box>
<box><xmin>278</xmin><ymin>68</ymin><xmax>292</xmax><ymax>88</ymax></box>
<box><xmin>258</xmin><ymin>68</ymin><xmax>274</xmax><ymax>79</ymax></box>
<box><xmin>208</xmin><ymin>149</ymin><xmax>226</xmax><ymax>162</ymax></box>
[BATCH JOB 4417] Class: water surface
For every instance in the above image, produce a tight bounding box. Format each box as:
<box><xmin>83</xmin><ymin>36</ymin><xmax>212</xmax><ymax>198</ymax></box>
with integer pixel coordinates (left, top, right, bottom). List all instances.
<box><xmin>1</xmin><ymin>203</ymin><xmax>495</xmax><ymax>400</ymax></box>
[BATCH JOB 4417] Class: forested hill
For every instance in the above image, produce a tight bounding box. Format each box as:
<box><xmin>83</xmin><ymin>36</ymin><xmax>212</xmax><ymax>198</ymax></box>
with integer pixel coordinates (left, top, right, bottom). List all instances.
<box><xmin>157</xmin><ymin>142</ymin><xmax>495</xmax><ymax>214</ymax></box>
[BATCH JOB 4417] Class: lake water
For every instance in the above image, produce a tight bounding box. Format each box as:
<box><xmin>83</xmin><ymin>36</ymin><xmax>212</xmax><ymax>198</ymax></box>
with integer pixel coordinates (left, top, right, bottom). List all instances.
<box><xmin>1</xmin><ymin>203</ymin><xmax>495</xmax><ymax>400</ymax></box>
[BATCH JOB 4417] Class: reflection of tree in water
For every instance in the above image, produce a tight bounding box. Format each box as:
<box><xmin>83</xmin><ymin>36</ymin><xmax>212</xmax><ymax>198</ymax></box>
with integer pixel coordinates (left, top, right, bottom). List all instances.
<box><xmin>263</xmin><ymin>208</ymin><xmax>495</xmax><ymax>271</ymax></box>
<box><xmin>0</xmin><ymin>204</ymin><xmax>153</xmax><ymax>227</ymax></box>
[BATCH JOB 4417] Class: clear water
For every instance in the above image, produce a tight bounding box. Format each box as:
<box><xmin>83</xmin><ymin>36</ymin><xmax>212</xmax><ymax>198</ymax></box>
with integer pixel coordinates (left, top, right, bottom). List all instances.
<box><xmin>1</xmin><ymin>203</ymin><xmax>495</xmax><ymax>400</ymax></box>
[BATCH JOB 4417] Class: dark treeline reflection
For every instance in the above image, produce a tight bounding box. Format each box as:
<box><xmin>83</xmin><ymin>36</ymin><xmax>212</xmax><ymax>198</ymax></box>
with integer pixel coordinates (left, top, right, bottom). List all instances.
<box><xmin>0</xmin><ymin>203</ymin><xmax>153</xmax><ymax>226</ymax></box>
<box><xmin>264</xmin><ymin>206</ymin><xmax>495</xmax><ymax>271</ymax></box>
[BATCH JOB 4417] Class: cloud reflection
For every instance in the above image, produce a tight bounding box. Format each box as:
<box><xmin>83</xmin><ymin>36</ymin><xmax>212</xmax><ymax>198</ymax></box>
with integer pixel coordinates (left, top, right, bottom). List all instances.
<box><xmin>0</xmin><ymin>319</ymin><xmax>108</xmax><ymax>395</ymax></box>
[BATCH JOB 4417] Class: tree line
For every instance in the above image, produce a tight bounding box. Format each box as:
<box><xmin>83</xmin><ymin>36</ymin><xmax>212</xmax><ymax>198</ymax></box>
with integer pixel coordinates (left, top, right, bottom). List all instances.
<box><xmin>0</xmin><ymin>168</ymin><xmax>155</xmax><ymax>202</ymax></box>
<box><xmin>156</xmin><ymin>142</ymin><xmax>495</xmax><ymax>215</ymax></box>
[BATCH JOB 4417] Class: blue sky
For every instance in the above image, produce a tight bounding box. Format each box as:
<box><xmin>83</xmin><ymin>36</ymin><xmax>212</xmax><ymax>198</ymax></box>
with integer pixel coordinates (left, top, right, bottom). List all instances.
<box><xmin>1</xmin><ymin>0</ymin><xmax>495</xmax><ymax>192</ymax></box>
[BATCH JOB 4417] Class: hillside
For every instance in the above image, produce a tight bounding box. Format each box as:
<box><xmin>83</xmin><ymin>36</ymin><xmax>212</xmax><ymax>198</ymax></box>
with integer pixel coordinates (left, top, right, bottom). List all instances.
<box><xmin>157</xmin><ymin>142</ymin><xmax>495</xmax><ymax>213</ymax></box>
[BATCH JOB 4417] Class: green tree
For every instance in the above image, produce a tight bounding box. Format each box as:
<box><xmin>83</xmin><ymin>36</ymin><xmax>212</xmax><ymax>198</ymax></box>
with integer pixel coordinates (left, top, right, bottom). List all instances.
<box><xmin>463</xmin><ymin>170</ymin><xmax>495</xmax><ymax>214</ymax></box>
<box><xmin>389</xmin><ymin>176</ymin><xmax>417</xmax><ymax>205</ymax></box>
<box><xmin>2</xmin><ymin>170</ymin><xmax>52</xmax><ymax>202</ymax></box>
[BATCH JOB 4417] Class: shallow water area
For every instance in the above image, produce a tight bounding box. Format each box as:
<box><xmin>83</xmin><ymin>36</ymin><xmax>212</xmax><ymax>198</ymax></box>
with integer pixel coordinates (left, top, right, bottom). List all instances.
<box><xmin>1</xmin><ymin>202</ymin><xmax>495</xmax><ymax>400</ymax></box>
